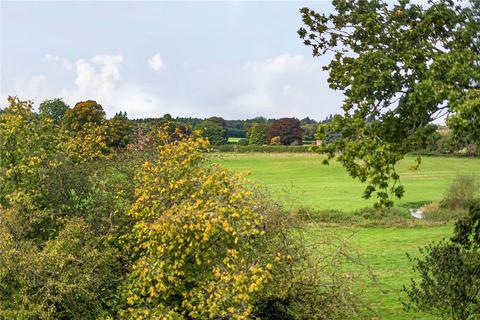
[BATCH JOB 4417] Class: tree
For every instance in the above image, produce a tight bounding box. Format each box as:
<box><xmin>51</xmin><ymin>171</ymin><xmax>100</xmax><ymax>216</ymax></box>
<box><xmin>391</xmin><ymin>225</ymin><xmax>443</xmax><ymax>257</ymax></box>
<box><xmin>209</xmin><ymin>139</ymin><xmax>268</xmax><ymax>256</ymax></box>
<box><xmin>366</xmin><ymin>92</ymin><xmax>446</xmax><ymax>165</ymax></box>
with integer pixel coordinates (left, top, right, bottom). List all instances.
<box><xmin>106</xmin><ymin>111</ymin><xmax>133</xmax><ymax>149</ymax></box>
<box><xmin>248</xmin><ymin>123</ymin><xmax>268</xmax><ymax>145</ymax></box>
<box><xmin>60</xmin><ymin>100</ymin><xmax>110</xmax><ymax>162</ymax></box>
<box><xmin>196</xmin><ymin>120</ymin><xmax>228</xmax><ymax>145</ymax></box>
<box><xmin>301</xmin><ymin>123</ymin><xmax>319</xmax><ymax>141</ymax></box>
<box><xmin>38</xmin><ymin>98</ymin><xmax>70</xmax><ymax>124</ymax></box>
<box><xmin>206</xmin><ymin>116</ymin><xmax>228</xmax><ymax>140</ymax></box>
<box><xmin>404</xmin><ymin>203</ymin><xmax>480</xmax><ymax>320</ymax></box>
<box><xmin>267</xmin><ymin>118</ymin><xmax>303</xmax><ymax>145</ymax></box>
<box><xmin>299</xmin><ymin>0</ymin><xmax>480</xmax><ymax>207</ymax></box>
<box><xmin>62</xmin><ymin>100</ymin><xmax>106</xmax><ymax>132</ymax></box>
<box><xmin>0</xmin><ymin>97</ymin><xmax>61</xmax><ymax>208</ymax></box>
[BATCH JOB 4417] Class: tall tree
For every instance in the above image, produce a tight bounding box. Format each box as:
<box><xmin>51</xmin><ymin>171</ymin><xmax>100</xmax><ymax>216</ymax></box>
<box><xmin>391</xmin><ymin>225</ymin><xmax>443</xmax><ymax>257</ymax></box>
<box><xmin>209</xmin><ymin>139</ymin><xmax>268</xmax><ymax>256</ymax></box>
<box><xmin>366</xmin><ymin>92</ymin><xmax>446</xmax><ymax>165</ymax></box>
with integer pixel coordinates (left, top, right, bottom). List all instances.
<box><xmin>248</xmin><ymin>123</ymin><xmax>268</xmax><ymax>145</ymax></box>
<box><xmin>299</xmin><ymin>0</ymin><xmax>480</xmax><ymax>207</ymax></box>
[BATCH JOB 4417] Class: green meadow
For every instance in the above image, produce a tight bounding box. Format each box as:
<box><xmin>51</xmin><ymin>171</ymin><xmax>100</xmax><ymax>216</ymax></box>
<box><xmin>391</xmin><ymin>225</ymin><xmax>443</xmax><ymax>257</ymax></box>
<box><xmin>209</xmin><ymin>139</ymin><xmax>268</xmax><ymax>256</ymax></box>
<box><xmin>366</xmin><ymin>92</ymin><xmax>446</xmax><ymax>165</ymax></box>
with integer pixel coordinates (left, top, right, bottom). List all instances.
<box><xmin>213</xmin><ymin>153</ymin><xmax>480</xmax><ymax>319</ymax></box>
<box><xmin>213</xmin><ymin>153</ymin><xmax>480</xmax><ymax>212</ymax></box>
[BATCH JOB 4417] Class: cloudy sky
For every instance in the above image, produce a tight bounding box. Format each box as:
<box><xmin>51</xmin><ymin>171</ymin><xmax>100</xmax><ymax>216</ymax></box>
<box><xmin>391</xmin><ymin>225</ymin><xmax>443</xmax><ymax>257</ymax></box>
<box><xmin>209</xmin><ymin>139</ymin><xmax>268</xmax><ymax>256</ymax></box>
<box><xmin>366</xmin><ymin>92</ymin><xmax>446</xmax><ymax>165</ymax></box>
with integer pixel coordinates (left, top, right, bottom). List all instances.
<box><xmin>0</xmin><ymin>1</ymin><xmax>344</xmax><ymax>120</ymax></box>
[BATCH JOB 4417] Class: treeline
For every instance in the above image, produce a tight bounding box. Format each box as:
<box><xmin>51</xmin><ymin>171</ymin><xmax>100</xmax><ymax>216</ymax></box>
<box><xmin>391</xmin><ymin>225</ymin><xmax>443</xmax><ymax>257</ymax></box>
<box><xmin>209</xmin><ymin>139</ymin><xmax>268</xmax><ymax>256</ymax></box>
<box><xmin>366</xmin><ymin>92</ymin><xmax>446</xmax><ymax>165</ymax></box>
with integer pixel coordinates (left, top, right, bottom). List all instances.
<box><xmin>2</xmin><ymin>97</ymin><xmax>477</xmax><ymax>155</ymax></box>
<box><xmin>136</xmin><ymin>114</ymin><xmax>335</xmax><ymax>143</ymax></box>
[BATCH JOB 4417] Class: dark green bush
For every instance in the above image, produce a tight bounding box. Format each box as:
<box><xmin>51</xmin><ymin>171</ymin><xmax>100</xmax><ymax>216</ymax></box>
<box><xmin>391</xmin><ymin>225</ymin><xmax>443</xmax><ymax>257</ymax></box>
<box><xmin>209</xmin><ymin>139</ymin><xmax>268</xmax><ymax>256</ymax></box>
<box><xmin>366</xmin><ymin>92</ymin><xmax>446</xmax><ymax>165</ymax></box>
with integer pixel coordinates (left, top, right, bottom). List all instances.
<box><xmin>237</xmin><ymin>138</ymin><xmax>249</xmax><ymax>146</ymax></box>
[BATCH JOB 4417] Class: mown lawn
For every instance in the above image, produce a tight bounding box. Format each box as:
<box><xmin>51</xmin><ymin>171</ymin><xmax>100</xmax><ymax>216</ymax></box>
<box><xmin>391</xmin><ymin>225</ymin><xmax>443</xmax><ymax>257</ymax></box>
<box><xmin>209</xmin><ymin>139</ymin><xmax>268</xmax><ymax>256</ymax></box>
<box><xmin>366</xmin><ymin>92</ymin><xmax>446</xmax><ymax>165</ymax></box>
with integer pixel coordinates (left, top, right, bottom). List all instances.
<box><xmin>213</xmin><ymin>153</ymin><xmax>480</xmax><ymax>212</ymax></box>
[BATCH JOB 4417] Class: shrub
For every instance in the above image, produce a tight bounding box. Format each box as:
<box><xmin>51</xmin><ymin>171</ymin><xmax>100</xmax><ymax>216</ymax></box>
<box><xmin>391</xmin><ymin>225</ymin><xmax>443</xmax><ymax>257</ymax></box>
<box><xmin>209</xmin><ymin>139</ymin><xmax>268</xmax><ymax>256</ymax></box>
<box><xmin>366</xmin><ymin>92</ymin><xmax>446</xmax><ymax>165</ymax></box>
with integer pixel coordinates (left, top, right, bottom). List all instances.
<box><xmin>121</xmin><ymin>133</ymin><xmax>365</xmax><ymax>319</ymax></box>
<box><xmin>404</xmin><ymin>203</ymin><xmax>480</xmax><ymax>320</ymax></box>
<box><xmin>0</xmin><ymin>97</ymin><xmax>61</xmax><ymax>208</ymax></box>
<box><xmin>237</xmin><ymin>138</ymin><xmax>249</xmax><ymax>146</ymax></box>
<box><xmin>270</xmin><ymin>136</ymin><xmax>281</xmax><ymax>145</ymax></box>
<box><xmin>214</xmin><ymin>144</ymin><xmax>310</xmax><ymax>153</ymax></box>
<box><xmin>0</xmin><ymin>215</ymin><xmax>120</xmax><ymax>319</ymax></box>
<box><xmin>441</xmin><ymin>175</ymin><xmax>478</xmax><ymax>211</ymax></box>
<box><xmin>122</xmin><ymin>134</ymin><xmax>273</xmax><ymax>319</ymax></box>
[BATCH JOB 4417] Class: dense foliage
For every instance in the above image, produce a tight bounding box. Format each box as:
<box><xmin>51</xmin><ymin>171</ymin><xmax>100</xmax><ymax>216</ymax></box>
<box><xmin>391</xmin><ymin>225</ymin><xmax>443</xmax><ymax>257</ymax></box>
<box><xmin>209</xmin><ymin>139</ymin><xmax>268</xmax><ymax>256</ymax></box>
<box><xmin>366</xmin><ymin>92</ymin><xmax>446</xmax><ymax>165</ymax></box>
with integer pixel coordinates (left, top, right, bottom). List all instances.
<box><xmin>0</xmin><ymin>97</ymin><xmax>366</xmax><ymax>319</ymax></box>
<box><xmin>38</xmin><ymin>98</ymin><xmax>70</xmax><ymax>124</ymax></box>
<box><xmin>196</xmin><ymin>119</ymin><xmax>228</xmax><ymax>145</ymax></box>
<box><xmin>267</xmin><ymin>118</ymin><xmax>303</xmax><ymax>145</ymax></box>
<box><xmin>248</xmin><ymin>122</ymin><xmax>268</xmax><ymax>145</ymax></box>
<box><xmin>106</xmin><ymin>112</ymin><xmax>134</xmax><ymax>150</ymax></box>
<box><xmin>299</xmin><ymin>0</ymin><xmax>480</xmax><ymax>207</ymax></box>
<box><xmin>404</xmin><ymin>203</ymin><xmax>480</xmax><ymax>320</ymax></box>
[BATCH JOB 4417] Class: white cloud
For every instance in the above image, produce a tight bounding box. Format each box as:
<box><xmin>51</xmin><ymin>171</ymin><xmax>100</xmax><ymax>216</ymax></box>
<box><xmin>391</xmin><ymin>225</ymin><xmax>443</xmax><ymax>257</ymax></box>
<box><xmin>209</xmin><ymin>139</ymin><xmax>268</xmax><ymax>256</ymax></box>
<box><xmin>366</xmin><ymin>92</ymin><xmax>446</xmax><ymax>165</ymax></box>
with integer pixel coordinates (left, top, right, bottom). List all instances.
<box><xmin>148</xmin><ymin>54</ymin><xmax>165</xmax><ymax>72</ymax></box>
<box><xmin>244</xmin><ymin>54</ymin><xmax>308</xmax><ymax>74</ymax></box>
<box><xmin>3</xmin><ymin>52</ymin><xmax>344</xmax><ymax>120</ymax></box>
<box><xmin>225</xmin><ymin>53</ymin><xmax>343</xmax><ymax>119</ymax></box>
<box><xmin>42</xmin><ymin>54</ymin><xmax>72</xmax><ymax>70</ymax></box>
<box><xmin>71</xmin><ymin>55</ymin><xmax>123</xmax><ymax>105</ymax></box>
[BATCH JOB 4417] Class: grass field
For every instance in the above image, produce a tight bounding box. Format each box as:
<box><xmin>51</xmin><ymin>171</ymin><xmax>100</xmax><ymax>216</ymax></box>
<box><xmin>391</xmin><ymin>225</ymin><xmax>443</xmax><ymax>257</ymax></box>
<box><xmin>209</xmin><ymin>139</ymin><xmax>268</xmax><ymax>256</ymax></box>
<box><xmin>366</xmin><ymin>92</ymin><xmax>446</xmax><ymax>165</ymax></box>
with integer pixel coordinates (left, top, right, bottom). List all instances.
<box><xmin>212</xmin><ymin>153</ymin><xmax>479</xmax><ymax>319</ymax></box>
<box><xmin>306</xmin><ymin>225</ymin><xmax>452</xmax><ymax>319</ymax></box>
<box><xmin>213</xmin><ymin>153</ymin><xmax>480</xmax><ymax>212</ymax></box>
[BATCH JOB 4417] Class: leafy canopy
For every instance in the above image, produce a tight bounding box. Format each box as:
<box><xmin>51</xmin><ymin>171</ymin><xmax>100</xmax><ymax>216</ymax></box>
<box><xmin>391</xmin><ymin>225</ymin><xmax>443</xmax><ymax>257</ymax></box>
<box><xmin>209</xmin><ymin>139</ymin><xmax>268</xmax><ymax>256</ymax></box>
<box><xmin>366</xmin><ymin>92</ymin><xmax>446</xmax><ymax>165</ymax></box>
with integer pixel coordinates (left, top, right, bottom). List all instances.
<box><xmin>38</xmin><ymin>98</ymin><xmax>70</xmax><ymax>124</ymax></box>
<box><xmin>299</xmin><ymin>0</ymin><xmax>480</xmax><ymax>207</ymax></box>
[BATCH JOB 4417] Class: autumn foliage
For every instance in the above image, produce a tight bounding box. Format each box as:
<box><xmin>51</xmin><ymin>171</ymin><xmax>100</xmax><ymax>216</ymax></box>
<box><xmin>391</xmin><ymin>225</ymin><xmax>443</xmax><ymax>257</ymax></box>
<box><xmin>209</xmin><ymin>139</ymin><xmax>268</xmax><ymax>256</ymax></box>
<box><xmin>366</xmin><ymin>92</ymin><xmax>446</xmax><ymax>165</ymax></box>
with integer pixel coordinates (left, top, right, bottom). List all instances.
<box><xmin>0</xmin><ymin>97</ymin><xmax>366</xmax><ymax>319</ymax></box>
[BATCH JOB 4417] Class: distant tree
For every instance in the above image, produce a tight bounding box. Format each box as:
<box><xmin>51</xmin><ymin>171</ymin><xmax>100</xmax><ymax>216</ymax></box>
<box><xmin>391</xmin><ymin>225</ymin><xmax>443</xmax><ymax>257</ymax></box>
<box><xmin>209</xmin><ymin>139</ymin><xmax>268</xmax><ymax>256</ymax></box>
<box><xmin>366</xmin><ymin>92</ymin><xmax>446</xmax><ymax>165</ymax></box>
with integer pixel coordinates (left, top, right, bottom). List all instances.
<box><xmin>267</xmin><ymin>118</ymin><xmax>303</xmax><ymax>145</ymax></box>
<box><xmin>61</xmin><ymin>100</ymin><xmax>106</xmax><ymax>131</ymax></box>
<box><xmin>106</xmin><ymin>112</ymin><xmax>133</xmax><ymax>149</ymax></box>
<box><xmin>301</xmin><ymin>123</ymin><xmax>319</xmax><ymax>141</ymax></box>
<box><xmin>206</xmin><ymin>116</ymin><xmax>228</xmax><ymax>140</ymax></box>
<box><xmin>197</xmin><ymin>120</ymin><xmax>228</xmax><ymax>145</ymax></box>
<box><xmin>248</xmin><ymin>123</ymin><xmax>268</xmax><ymax>145</ymax></box>
<box><xmin>299</xmin><ymin>0</ymin><xmax>480</xmax><ymax>207</ymax></box>
<box><xmin>300</xmin><ymin>117</ymin><xmax>317</xmax><ymax>125</ymax></box>
<box><xmin>404</xmin><ymin>203</ymin><xmax>480</xmax><ymax>320</ymax></box>
<box><xmin>38</xmin><ymin>98</ymin><xmax>70</xmax><ymax>124</ymax></box>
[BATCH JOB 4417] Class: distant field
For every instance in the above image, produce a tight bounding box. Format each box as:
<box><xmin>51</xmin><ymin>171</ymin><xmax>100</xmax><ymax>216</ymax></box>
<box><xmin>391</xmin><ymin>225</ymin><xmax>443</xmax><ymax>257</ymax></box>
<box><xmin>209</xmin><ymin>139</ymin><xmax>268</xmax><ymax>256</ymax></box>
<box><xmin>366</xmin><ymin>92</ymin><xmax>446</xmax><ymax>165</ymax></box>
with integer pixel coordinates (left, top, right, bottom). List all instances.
<box><xmin>227</xmin><ymin>137</ymin><xmax>242</xmax><ymax>143</ymax></box>
<box><xmin>213</xmin><ymin>153</ymin><xmax>480</xmax><ymax>212</ymax></box>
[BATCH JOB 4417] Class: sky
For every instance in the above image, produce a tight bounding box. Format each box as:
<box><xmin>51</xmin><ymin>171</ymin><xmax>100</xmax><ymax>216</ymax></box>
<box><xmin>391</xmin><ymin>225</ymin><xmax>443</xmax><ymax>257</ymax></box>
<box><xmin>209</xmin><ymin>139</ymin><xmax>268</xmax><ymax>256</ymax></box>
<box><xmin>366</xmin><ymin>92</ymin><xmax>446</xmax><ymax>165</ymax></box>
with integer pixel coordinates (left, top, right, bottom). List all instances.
<box><xmin>0</xmin><ymin>1</ymin><xmax>344</xmax><ymax>120</ymax></box>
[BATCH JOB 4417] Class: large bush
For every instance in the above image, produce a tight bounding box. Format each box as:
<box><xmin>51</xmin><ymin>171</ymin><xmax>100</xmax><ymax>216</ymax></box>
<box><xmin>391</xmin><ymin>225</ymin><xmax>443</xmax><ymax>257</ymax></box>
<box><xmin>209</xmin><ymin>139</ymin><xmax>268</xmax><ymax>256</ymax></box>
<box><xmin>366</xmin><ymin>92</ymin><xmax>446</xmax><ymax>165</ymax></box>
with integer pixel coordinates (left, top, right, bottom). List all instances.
<box><xmin>441</xmin><ymin>175</ymin><xmax>479</xmax><ymax>211</ymax></box>
<box><xmin>122</xmin><ymin>134</ymin><xmax>273</xmax><ymax>319</ymax></box>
